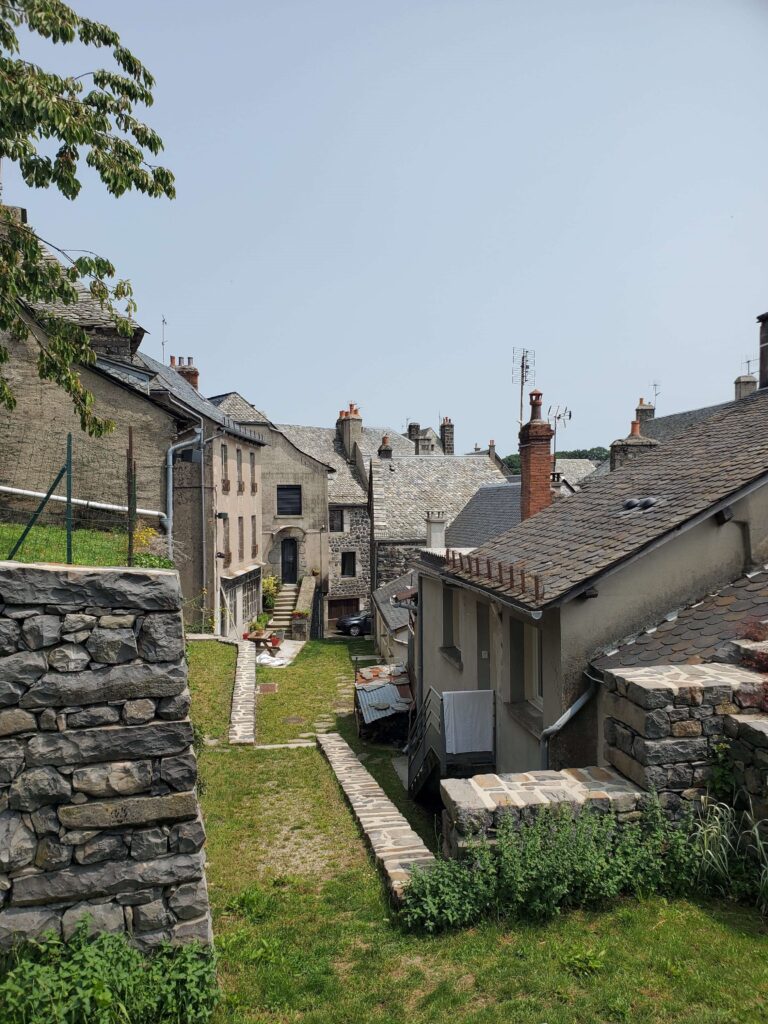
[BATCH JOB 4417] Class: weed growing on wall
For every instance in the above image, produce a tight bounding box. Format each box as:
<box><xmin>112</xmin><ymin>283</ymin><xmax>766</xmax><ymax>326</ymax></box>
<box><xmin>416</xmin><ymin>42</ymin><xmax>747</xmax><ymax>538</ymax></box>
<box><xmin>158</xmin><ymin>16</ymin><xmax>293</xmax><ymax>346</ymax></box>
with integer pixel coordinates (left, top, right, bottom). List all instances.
<box><xmin>0</xmin><ymin>924</ymin><xmax>219</xmax><ymax>1023</ymax></box>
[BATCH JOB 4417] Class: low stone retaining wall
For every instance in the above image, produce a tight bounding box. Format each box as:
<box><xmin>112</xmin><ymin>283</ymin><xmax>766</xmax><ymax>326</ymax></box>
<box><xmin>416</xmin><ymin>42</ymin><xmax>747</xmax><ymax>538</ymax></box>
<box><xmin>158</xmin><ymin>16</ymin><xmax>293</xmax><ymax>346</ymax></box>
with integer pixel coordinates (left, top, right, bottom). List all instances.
<box><xmin>0</xmin><ymin>562</ymin><xmax>211</xmax><ymax>948</ymax></box>
<box><xmin>290</xmin><ymin>577</ymin><xmax>315</xmax><ymax>642</ymax></box>
<box><xmin>603</xmin><ymin>663</ymin><xmax>764</xmax><ymax>815</ymax></box>
<box><xmin>725</xmin><ymin>714</ymin><xmax>768</xmax><ymax>818</ymax></box>
<box><xmin>316</xmin><ymin>732</ymin><xmax>434</xmax><ymax>897</ymax></box>
<box><xmin>441</xmin><ymin>766</ymin><xmax>643</xmax><ymax>857</ymax></box>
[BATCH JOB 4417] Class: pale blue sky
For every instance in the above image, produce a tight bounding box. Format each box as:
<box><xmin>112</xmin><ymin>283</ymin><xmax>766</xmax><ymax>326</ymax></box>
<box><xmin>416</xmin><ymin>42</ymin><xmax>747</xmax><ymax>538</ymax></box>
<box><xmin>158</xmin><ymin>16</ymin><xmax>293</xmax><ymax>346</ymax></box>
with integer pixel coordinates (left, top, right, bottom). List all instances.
<box><xmin>6</xmin><ymin>0</ymin><xmax>768</xmax><ymax>454</ymax></box>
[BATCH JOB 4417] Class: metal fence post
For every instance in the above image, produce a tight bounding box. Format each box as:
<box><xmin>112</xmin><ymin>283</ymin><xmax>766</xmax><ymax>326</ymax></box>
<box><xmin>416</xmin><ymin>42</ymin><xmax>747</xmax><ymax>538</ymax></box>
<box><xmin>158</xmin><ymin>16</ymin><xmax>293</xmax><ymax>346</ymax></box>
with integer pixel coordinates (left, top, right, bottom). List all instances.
<box><xmin>65</xmin><ymin>433</ymin><xmax>73</xmax><ymax>564</ymax></box>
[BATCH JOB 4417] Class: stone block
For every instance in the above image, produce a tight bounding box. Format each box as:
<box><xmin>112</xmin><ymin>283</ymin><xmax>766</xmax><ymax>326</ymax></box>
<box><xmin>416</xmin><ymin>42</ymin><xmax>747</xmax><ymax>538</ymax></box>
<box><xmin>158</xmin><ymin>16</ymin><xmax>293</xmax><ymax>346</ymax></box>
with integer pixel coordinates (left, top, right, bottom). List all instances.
<box><xmin>439</xmin><ymin>778</ymin><xmax>494</xmax><ymax>833</ymax></box>
<box><xmin>0</xmin><ymin>619</ymin><xmax>20</xmax><ymax>655</ymax></box>
<box><xmin>605</xmin><ymin>746</ymin><xmax>666</xmax><ymax>791</ymax></box>
<box><xmin>0</xmin><ymin>650</ymin><xmax>48</xmax><ymax>688</ymax></box>
<box><xmin>138</xmin><ymin>613</ymin><xmax>185</xmax><ymax>663</ymax></box>
<box><xmin>665</xmin><ymin>764</ymin><xmax>694</xmax><ymax>790</ymax></box>
<box><xmin>171</xmin><ymin>914</ymin><xmax>212</xmax><ymax>946</ymax></box>
<box><xmin>122</xmin><ymin>700</ymin><xmax>155</xmax><ymax>725</ymax></box>
<box><xmin>21</xmin><ymin>615</ymin><xmax>61</xmax><ymax>650</ymax></box>
<box><xmin>99</xmin><ymin>614</ymin><xmax>136</xmax><ymax>628</ymax></box>
<box><xmin>0</xmin><ymin>564</ymin><xmax>181</xmax><ymax>612</ymax></box>
<box><xmin>0</xmin><ymin>811</ymin><xmax>37</xmax><ymax>871</ymax></box>
<box><xmin>0</xmin><ymin>906</ymin><xmax>61</xmax><ymax>945</ymax></box>
<box><xmin>39</xmin><ymin>709</ymin><xmax>57</xmax><ymax>730</ymax></box>
<box><xmin>62</xmin><ymin>614</ymin><xmax>96</xmax><ymax>634</ymax></box>
<box><xmin>632</xmin><ymin>737</ymin><xmax>709</xmax><ymax>766</ymax></box>
<box><xmin>159</xmin><ymin>753</ymin><xmax>196</xmax><ymax>792</ymax></box>
<box><xmin>168</xmin><ymin>879</ymin><xmax>209</xmax><ymax>921</ymax></box>
<box><xmin>736</xmin><ymin>717</ymin><xmax>768</xmax><ymax>750</ymax></box>
<box><xmin>671</xmin><ymin>720</ymin><xmax>702</xmax><ymax>738</ymax></box>
<box><xmin>605</xmin><ymin>693</ymin><xmax>670</xmax><ymax>738</ymax></box>
<box><xmin>11</xmin><ymin>852</ymin><xmax>205</xmax><ymax>906</ymax></box>
<box><xmin>30</xmin><ymin>806</ymin><xmax>60</xmax><ymax>835</ymax></box>
<box><xmin>58</xmin><ymin>792</ymin><xmax>197</xmax><ymax>829</ymax></box>
<box><xmin>702</xmin><ymin>716</ymin><xmax>725</xmax><ymax>737</ymax></box>
<box><xmin>10</xmin><ymin>767</ymin><xmax>71</xmax><ymax>811</ymax></box>
<box><xmin>62</xmin><ymin>901</ymin><xmax>124</xmax><ymax>940</ymax></box>
<box><xmin>624</xmin><ymin>680</ymin><xmax>672</xmax><ymax>710</ymax></box>
<box><xmin>156</xmin><ymin>692</ymin><xmax>191</xmax><ymax>721</ymax></box>
<box><xmin>73</xmin><ymin>761</ymin><xmax>152</xmax><ymax>798</ymax></box>
<box><xmin>133</xmin><ymin>898</ymin><xmax>172</xmax><ymax>932</ymax></box>
<box><xmin>131</xmin><ymin>828</ymin><xmax>168</xmax><ymax>860</ymax></box>
<box><xmin>21</xmin><ymin>661</ymin><xmax>186</xmax><ymax>708</ymax></box>
<box><xmin>170</xmin><ymin>817</ymin><xmax>206</xmax><ymax>854</ymax></box>
<box><xmin>86</xmin><ymin>628</ymin><xmax>137</xmax><ymax>665</ymax></box>
<box><xmin>0</xmin><ymin>756</ymin><xmax>23</xmax><ymax>785</ymax></box>
<box><xmin>75</xmin><ymin>834</ymin><xmax>128</xmax><ymax>865</ymax></box>
<box><xmin>35</xmin><ymin>837</ymin><xmax>73</xmax><ymax>871</ymax></box>
<box><xmin>0</xmin><ymin>709</ymin><xmax>36</xmax><ymax>736</ymax></box>
<box><xmin>47</xmin><ymin>644</ymin><xmax>90</xmax><ymax>673</ymax></box>
<box><xmin>67</xmin><ymin>706</ymin><xmax>121</xmax><ymax>728</ymax></box>
<box><xmin>26</xmin><ymin>721</ymin><xmax>193</xmax><ymax>767</ymax></box>
<box><xmin>734</xmin><ymin>685</ymin><xmax>767</xmax><ymax>710</ymax></box>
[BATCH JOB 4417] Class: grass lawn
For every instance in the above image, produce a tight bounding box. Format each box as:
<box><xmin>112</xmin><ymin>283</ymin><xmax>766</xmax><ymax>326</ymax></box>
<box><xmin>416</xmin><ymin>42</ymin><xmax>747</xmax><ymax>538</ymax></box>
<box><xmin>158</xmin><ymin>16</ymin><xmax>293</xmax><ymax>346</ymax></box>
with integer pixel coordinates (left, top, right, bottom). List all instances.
<box><xmin>0</xmin><ymin>521</ymin><xmax>128</xmax><ymax>566</ymax></box>
<box><xmin>189</xmin><ymin>640</ymin><xmax>768</xmax><ymax>1024</ymax></box>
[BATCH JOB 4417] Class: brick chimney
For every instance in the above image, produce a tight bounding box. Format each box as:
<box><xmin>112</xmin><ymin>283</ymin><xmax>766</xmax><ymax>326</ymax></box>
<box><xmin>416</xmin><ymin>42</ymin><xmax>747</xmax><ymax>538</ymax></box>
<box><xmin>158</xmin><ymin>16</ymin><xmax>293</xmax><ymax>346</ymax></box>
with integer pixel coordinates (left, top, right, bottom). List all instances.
<box><xmin>735</xmin><ymin>374</ymin><xmax>757</xmax><ymax>400</ymax></box>
<box><xmin>378</xmin><ymin>434</ymin><xmax>392</xmax><ymax>459</ymax></box>
<box><xmin>635</xmin><ymin>397</ymin><xmax>655</xmax><ymax>425</ymax></box>
<box><xmin>610</xmin><ymin>419</ymin><xmax>659</xmax><ymax>470</ymax></box>
<box><xmin>425</xmin><ymin>510</ymin><xmax>447</xmax><ymax>548</ymax></box>
<box><xmin>336</xmin><ymin>402</ymin><xmax>362</xmax><ymax>460</ymax></box>
<box><xmin>439</xmin><ymin>416</ymin><xmax>455</xmax><ymax>455</ymax></box>
<box><xmin>519</xmin><ymin>390</ymin><xmax>554</xmax><ymax>520</ymax></box>
<box><xmin>174</xmin><ymin>356</ymin><xmax>199</xmax><ymax>391</ymax></box>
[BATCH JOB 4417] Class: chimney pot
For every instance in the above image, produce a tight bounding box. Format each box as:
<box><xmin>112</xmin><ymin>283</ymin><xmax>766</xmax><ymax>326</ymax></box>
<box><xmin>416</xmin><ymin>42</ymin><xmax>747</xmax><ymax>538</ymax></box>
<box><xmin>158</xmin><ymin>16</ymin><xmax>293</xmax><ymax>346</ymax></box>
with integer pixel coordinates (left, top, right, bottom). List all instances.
<box><xmin>176</xmin><ymin>356</ymin><xmax>200</xmax><ymax>391</ymax></box>
<box><xmin>170</xmin><ymin>355</ymin><xmax>176</xmax><ymax>367</ymax></box>
<box><xmin>630</xmin><ymin>419</ymin><xmax>640</xmax><ymax>437</ymax></box>
<box><xmin>519</xmin><ymin>390</ymin><xmax>554</xmax><ymax>520</ymax></box>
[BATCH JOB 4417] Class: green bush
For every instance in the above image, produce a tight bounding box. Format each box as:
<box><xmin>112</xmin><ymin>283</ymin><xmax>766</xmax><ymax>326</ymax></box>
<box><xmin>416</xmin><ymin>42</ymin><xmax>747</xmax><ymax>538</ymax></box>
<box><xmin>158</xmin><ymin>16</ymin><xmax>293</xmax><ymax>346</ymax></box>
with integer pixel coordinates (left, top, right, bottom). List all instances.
<box><xmin>133</xmin><ymin>552</ymin><xmax>175</xmax><ymax>570</ymax></box>
<box><xmin>262</xmin><ymin>575</ymin><xmax>280</xmax><ymax>611</ymax></box>
<box><xmin>0</xmin><ymin>924</ymin><xmax>219</xmax><ymax>1023</ymax></box>
<box><xmin>400</xmin><ymin>797</ymin><xmax>701</xmax><ymax>933</ymax></box>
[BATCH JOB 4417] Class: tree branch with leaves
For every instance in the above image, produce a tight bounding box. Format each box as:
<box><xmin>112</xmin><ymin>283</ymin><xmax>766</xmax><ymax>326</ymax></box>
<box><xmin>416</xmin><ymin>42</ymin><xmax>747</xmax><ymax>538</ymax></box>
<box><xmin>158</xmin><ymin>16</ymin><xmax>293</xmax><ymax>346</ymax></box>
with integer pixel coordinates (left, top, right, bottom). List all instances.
<box><xmin>0</xmin><ymin>0</ymin><xmax>174</xmax><ymax>435</ymax></box>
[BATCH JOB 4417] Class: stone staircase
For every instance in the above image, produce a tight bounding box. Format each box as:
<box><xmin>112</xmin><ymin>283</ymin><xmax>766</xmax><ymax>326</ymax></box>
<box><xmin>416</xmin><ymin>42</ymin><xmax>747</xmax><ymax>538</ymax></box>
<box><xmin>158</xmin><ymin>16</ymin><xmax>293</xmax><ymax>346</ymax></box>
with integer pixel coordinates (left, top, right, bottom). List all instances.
<box><xmin>268</xmin><ymin>583</ymin><xmax>298</xmax><ymax>637</ymax></box>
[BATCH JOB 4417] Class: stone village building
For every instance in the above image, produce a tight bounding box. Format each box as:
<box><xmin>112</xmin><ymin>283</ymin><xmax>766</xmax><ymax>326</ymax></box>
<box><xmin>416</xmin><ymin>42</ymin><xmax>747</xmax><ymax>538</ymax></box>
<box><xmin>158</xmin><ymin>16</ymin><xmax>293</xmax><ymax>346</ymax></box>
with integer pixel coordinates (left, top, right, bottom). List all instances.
<box><xmin>0</xmin><ymin>210</ymin><xmax>266</xmax><ymax>637</ymax></box>
<box><xmin>410</xmin><ymin>321</ymin><xmax>768</xmax><ymax>793</ymax></box>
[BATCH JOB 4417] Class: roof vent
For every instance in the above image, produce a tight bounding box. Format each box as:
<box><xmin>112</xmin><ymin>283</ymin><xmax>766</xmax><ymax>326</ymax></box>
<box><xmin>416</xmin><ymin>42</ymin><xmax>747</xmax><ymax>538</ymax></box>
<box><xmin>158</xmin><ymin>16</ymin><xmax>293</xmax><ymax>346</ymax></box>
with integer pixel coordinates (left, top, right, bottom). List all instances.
<box><xmin>623</xmin><ymin>498</ymin><xmax>640</xmax><ymax>510</ymax></box>
<box><xmin>639</xmin><ymin>496</ymin><xmax>657</xmax><ymax>509</ymax></box>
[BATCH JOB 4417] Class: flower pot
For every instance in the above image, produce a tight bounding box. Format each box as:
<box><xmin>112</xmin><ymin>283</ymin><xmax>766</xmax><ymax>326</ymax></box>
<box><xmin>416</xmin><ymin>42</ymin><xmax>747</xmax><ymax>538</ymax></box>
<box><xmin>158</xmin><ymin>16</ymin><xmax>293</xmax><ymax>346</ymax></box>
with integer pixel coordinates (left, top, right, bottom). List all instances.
<box><xmin>270</xmin><ymin>635</ymin><xmax>281</xmax><ymax>648</ymax></box>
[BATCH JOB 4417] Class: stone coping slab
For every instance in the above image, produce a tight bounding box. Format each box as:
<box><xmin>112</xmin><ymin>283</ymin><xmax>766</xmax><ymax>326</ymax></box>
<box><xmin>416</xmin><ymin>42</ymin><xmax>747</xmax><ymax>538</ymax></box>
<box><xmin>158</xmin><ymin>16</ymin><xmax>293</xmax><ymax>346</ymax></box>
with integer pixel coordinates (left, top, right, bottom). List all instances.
<box><xmin>0</xmin><ymin>562</ymin><xmax>180</xmax><ymax>611</ymax></box>
<box><xmin>316</xmin><ymin>732</ymin><xmax>434</xmax><ymax>898</ymax></box>
<box><xmin>442</xmin><ymin>765</ymin><xmax>645</xmax><ymax>836</ymax></box>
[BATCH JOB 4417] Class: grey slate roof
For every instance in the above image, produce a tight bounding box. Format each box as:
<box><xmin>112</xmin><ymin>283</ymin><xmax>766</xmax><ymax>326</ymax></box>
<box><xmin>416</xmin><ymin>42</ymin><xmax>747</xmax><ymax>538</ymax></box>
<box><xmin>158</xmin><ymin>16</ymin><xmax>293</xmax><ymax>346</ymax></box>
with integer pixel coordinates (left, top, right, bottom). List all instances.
<box><xmin>638</xmin><ymin>401</ymin><xmax>737</xmax><ymax>443</ymax></box>
<box><xmin>277</xmin><ymin>424</ymin><xmax>414</xmax><ymax>504</ymax></box>
<box><xmin>208</xmin><ymin>392</ymin><xmax>269</xmax><ymax>425</ymax></box>
<box><xmin>555</xmin><ymin>458</ymin><xmax>597</xmax><ymax>487</ymax></box>
<box><xmin>592</xmin><ymin>567</ymin><xmax>768</xmax><ymax>671</ymax></box>
<box><xmin>445</xmin><ymin>482</ymin><xmax>522</xmax><ymax>549</ymax></box>
<box><xmin>444</xmin><ymin>387</ymin><xmax>768</xmax><ymax>609</ymax></box>
<box><xmin>372</xmin><ymin>570</ymin><xmax>417</xmax><ymax>633</ymax></box>
<box><xmin>372</xmin><ymin>454</ymin><xmax>509</xmax><ymax>541</ymax></box>
<box><xmin>96</xmin><ymin>355</ymin><xmax>267</xmax><ymax>445</ymax></box>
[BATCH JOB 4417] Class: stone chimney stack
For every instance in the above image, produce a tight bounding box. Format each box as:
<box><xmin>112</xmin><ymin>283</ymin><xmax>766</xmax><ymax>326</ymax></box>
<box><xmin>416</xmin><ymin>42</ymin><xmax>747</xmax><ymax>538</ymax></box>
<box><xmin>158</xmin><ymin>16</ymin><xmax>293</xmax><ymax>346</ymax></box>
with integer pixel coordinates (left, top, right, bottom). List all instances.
<box><xmin>610</xmin><ymin>419</ymin><xmax>659</xmax><ymax>470</ymax></box>
<box><xmin>175</xmin><ymin>356</ymin><xmax>199</xmax><ymax>391</ymax></box>
<box><xmin>378</xmin><ymin>434</ymin><xmax>393</xmax><ymax>459</ymax></box>
<box><xmin>519</xmin><ymin>390</ymin><xmax>554</xmax><ymax>521</ymax></box>
<box><xmin>439</xmin><ymin>417</ymin><xmax>455</xmax><ymax>455</ymax></box>
<box><xmin>735</xmin><ymin>374</ymin><xmax>758</xmax><ymax>400</ymax></box>
<box><xmin>425</xmin><ymin>510</ymin><xmax>447</xmax><ymax>549</ymax></box>
<box><xmin>759</xmin><ymin>313</ymin><xmax>768</xmax><ymax>389</ymax></box>
<box><xmin>407</xmin><ymin>422</ymin><xmax>421</xmax><ymax>443</ymax></box>
<box><xmin>488</xmin><ymin>440</ymin><xmax>496</xmax><ymax>460</ymax></box>
<box><xmin>336</xmin><ymin>402</ymin><xmax>363</xmax><ymax>460</ymax></box>
<box><xmin>635</xmin><ymin>397</ymin><xmax>655</xmax><ymax>425</ymax></box>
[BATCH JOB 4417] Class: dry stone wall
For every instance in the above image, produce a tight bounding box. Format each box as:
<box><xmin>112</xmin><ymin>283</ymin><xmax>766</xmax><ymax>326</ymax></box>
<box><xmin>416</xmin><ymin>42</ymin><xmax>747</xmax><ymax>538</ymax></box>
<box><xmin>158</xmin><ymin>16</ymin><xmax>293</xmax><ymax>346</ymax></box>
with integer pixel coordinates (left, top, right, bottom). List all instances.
<box><xmin>0</xmin><ymin>562</ymin><xmax>211</xmax><ymax>949</ymax></box>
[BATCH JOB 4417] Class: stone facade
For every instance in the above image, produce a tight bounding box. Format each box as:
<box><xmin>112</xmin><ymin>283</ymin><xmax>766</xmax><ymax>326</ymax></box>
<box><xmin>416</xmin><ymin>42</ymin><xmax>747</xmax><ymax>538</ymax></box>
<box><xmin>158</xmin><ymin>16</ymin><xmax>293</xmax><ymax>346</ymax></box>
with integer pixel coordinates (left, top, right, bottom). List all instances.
<box><xmin>328</xmin><ymin>506</ymin><xmax>371</xmax><ymax>607</ymax></box>
<box><xmin>0</xmin><ymin>562</ymin><xmax>211</xmax><ymax>948</ymax></box>
<box><xmin>375</xmin><ymin>541</ymin><xmax>422</xmax><ymax>588</ymax></box>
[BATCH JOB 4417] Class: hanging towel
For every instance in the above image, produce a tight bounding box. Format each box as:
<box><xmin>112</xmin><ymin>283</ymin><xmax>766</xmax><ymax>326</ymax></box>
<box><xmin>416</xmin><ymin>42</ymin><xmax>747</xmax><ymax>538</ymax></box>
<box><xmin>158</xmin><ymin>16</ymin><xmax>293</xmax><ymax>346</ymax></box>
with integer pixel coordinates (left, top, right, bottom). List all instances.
<box><xmin>443</xmin><ymin>690</ymin><xmax>494</xmax><ymax>755</ymax></box>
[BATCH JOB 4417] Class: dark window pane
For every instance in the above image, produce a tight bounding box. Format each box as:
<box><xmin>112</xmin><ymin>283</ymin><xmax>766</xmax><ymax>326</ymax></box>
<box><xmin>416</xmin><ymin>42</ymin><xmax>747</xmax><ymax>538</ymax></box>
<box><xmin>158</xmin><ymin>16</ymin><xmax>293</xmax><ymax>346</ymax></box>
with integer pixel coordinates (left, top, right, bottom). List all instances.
<box><xmin>329</xmin><ymin>509</ymin><xmax>344</xmax><ymax>532</ymax></box>
<box><xmin>277</xmin><ymin>485</ymin><xmax>302</xmax><ymax>516</ymax></box>
<box><xmin>341</xmin><ymin>551</ymin><xmax>356</xmax><ymax>577</ymax></box>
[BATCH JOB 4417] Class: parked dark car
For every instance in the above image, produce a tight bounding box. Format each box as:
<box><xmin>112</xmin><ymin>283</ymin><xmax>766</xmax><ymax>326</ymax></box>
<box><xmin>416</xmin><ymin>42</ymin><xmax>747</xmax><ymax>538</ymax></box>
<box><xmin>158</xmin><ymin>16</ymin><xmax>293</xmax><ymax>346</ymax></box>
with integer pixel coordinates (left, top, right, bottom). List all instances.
<box><xmin>336</xmin><ymin>611</ymin><xmax>372</xmax><ymax>637</ymax></box>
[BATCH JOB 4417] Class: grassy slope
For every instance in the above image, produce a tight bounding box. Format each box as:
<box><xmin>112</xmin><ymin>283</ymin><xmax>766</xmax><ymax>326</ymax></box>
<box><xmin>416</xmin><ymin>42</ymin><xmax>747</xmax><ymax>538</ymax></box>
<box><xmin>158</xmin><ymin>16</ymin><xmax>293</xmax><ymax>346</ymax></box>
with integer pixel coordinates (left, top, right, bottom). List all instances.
<box><xmin>0</xmin><ymin>522</ymin><xmax>127</xmax><ymax>566</ymax></box>
<box><xmin>189</xmin><ymin>640</ymin><xmax>768</xmax><ymax>1024</ymax></box>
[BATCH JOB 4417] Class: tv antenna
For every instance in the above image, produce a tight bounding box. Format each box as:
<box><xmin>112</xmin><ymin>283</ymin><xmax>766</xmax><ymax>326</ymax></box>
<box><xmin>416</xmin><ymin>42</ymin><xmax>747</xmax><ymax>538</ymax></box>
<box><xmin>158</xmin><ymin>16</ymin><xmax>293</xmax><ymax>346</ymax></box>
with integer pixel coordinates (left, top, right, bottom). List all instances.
<box><xmin>651</xmin><ymin>380</ymin><xmax>661</xmax><ymax>406</ymax></box>
<box><xmin>547</xmin><ymin>405</ymin><xmax>572</xmax><ymax>460</ymax></box>
<box><xmin>161</xmin><ymin>315</ymin><xmax>167</xmax><ymax>364</ymax></box>
<box><xmin>743</xmin><ymin>355</ymin><xmax>758</xmax><ymax>376</ymax></box>
<box><xmin>512</xmin><ymin>348</ymin><xmax>536</xmax><ymax>426</ymax></box>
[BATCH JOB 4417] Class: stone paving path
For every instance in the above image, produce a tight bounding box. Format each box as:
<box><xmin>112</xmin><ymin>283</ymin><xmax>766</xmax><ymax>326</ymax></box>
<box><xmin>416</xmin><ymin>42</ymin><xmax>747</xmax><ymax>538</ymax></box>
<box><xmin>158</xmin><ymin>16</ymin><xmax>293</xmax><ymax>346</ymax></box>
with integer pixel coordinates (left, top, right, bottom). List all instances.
<box><xmin>229</xmin><ymin>641</ymin><xmax>257</xmax><ymax>745</ymax></box>
<box><xmin>317</xmin><ymin>732</ymin><xmax>434</xmax><ymax>899</ymax></box>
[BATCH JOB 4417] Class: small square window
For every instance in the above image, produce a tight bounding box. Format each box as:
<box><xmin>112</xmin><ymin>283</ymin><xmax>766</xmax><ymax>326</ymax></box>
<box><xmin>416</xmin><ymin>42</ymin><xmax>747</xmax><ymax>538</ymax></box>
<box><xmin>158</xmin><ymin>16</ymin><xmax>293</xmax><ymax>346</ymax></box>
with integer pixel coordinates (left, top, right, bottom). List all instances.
<box><xmin>329</xmin><ymin>509</ymin><xmax>344</xmax><ymax>532</ymax></box>
<box><xmin>277</xmin><ymin>485</ymin><xmax>302</xmax><ymax>516</ymax></box>
<box><xmin>341</xmin><ymin>551</ymin><xmax>356</xmax><ymax>577</ymax></box>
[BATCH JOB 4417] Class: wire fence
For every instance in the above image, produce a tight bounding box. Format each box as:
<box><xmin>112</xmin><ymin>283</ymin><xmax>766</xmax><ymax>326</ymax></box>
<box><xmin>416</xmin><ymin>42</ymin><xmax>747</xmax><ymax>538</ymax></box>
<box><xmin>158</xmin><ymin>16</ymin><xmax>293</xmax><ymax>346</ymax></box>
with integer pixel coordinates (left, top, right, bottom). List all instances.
<box><xmin>0</xmin><ymin>424</ymin><xmax>169</xmax><ymax>568</ymax></box>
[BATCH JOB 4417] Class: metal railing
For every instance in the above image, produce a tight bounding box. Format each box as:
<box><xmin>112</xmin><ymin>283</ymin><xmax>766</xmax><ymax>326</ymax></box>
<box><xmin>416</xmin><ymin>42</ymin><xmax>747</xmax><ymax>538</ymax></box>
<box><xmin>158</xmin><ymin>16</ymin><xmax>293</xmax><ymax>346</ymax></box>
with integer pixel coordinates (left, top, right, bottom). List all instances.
<box><xmin>407</xmin><ymin>687</ymin><xmax>445</xmax><ymax>794</ymax></box>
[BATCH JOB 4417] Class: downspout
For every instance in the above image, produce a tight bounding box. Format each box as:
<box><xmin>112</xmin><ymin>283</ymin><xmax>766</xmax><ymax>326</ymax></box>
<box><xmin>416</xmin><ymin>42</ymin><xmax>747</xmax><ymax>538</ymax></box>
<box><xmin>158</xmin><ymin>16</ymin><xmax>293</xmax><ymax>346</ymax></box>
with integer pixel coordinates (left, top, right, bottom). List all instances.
<box><xmin>539</xmin><ymin>669</ymin><xmax>601</xmax><ymax>769</ymax></box>
<box><xmin>165</xmin><ymin>426</ymin><xmax>203</xmax><ymax>560</ymax></box>
<box><xmin>417</xmin><ymin>574</ymin><xmax>424</xmax><ymax>707</ymax></box>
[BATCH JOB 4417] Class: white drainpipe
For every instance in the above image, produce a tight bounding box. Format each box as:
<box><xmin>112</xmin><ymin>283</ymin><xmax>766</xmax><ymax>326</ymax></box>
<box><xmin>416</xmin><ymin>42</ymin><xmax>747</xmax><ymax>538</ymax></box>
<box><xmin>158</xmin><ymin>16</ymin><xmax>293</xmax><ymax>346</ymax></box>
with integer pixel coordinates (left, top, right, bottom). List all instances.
<box><xmin>165</xmin><ymin>428</ymin><xmax>203</xmax><ymax>560</ymax></box>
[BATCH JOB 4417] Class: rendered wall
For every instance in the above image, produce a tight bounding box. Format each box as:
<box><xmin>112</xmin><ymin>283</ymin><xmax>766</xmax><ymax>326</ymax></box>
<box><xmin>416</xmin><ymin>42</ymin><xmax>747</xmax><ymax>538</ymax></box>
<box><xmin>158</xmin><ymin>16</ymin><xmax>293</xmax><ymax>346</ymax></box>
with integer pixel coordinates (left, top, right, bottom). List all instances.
<box><xmin>0</xmin><ymin>562</ymin><xmax>211</xmax><ymax>948</ymax></box>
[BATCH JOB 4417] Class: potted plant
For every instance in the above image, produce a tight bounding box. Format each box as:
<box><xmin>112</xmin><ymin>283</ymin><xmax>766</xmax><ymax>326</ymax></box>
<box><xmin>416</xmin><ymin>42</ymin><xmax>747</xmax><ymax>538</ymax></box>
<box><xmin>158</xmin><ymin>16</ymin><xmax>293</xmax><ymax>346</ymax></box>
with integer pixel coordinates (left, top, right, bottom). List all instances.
<box><xmin>269</xmin><ymin>633</ymin><xmax>281</xmax><ymax>648</ymax></box>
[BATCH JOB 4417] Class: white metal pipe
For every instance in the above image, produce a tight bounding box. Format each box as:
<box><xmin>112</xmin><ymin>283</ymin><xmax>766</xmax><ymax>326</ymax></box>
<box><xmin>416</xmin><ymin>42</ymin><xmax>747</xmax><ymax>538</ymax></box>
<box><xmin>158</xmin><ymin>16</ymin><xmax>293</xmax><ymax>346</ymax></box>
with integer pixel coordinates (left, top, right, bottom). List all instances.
<box><xmin>0</xmin><ymin>484</ymin><xmax>165</xmax><ymax>522</ymax></box>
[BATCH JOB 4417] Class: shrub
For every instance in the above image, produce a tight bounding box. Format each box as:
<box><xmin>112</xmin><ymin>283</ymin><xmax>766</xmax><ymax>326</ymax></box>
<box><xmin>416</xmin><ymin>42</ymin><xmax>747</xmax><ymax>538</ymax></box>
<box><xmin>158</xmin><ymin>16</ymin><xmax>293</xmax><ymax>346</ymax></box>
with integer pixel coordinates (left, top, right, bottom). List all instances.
<box><xmin>133</xmin><ymin>552</ymin><xmax>175</xmax><ymax>569</ymax></box>
<box><xmin>262</xmin><ymin>575</ymin><xmax>280</xmax><ymax>611</ymax></box>
<box><xmin>0</xmin><ymin>924</ymin><xmax>219</xmax><ymax>1023</ymax></box>
<box><xmin>400</xmin><ymin>797</ymin><xmax>701</xmax><ymax>933</ymax></box>
<box><xmin>694</xmin><ymin>796</ymin><xmax>768</xmax><ymax>910</ymax></box>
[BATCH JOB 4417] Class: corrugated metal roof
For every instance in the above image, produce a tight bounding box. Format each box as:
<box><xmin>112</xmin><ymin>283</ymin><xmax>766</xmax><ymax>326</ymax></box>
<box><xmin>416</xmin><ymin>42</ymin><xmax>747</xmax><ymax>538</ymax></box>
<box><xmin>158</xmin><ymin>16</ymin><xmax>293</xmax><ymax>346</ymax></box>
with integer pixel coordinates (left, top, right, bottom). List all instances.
<box><xmin>355</xmin><ymin>677</ymin><xmax>413</xmax><ymax>724</ymax></box>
